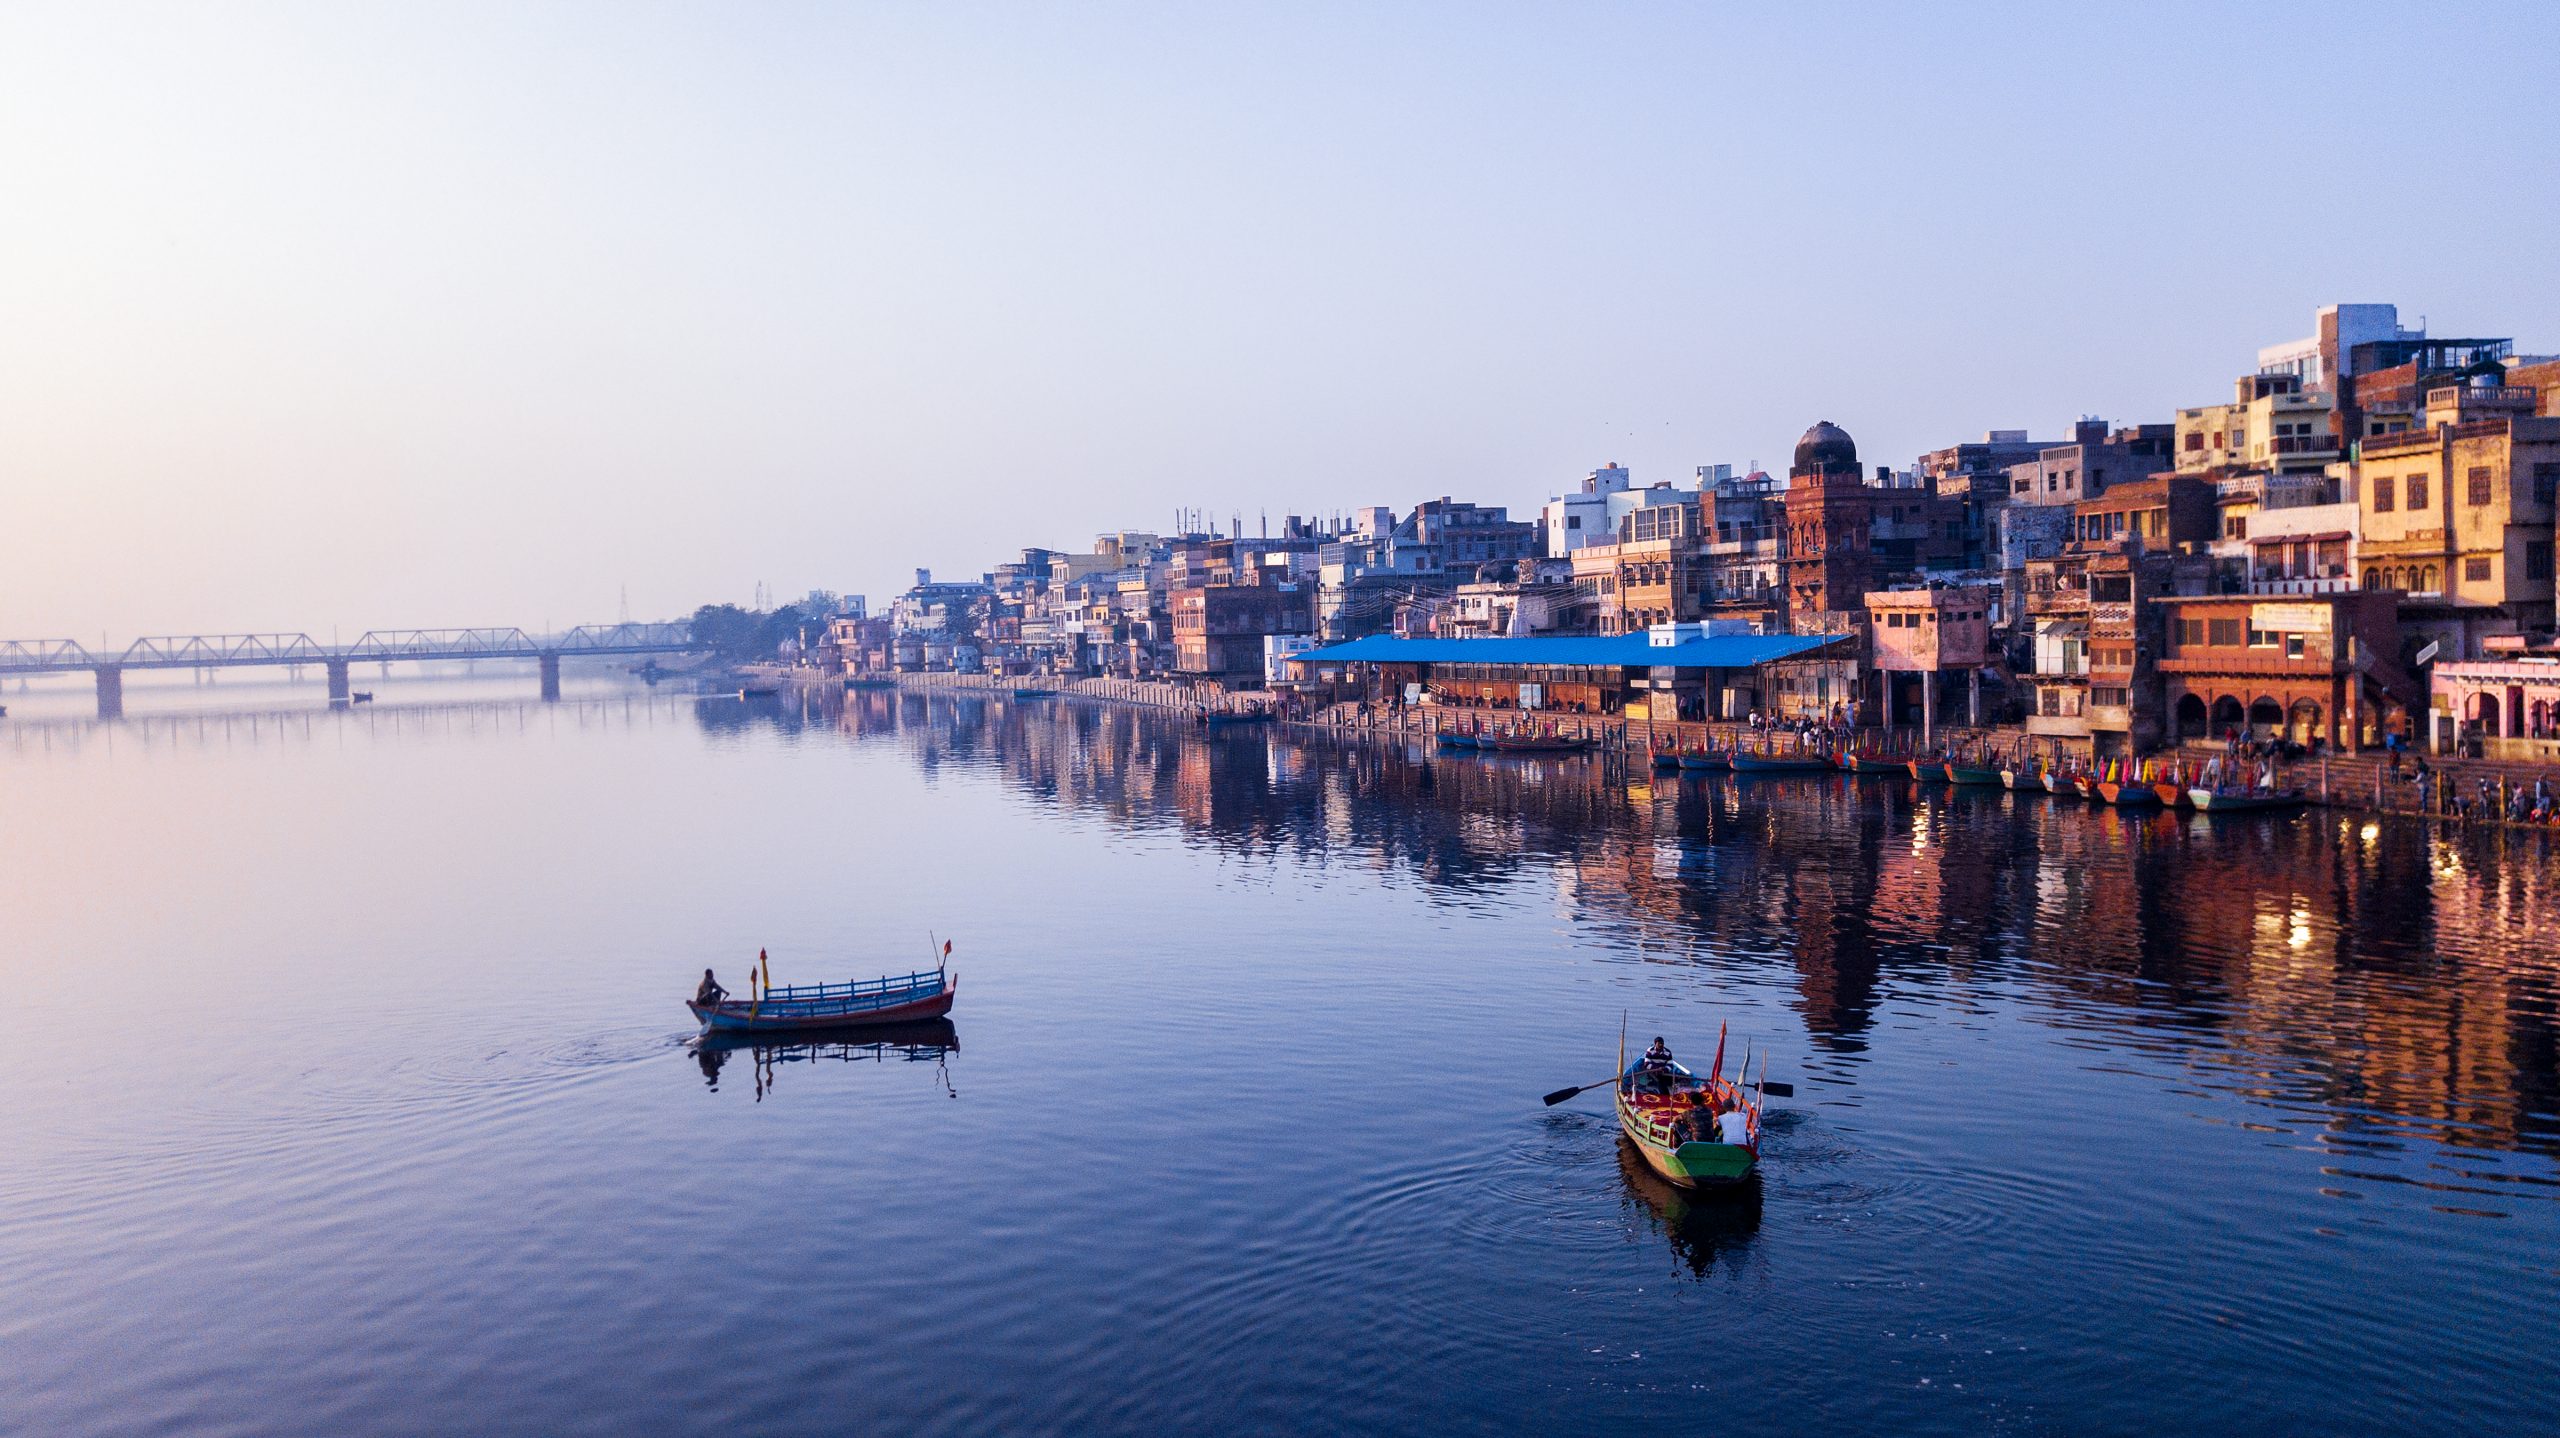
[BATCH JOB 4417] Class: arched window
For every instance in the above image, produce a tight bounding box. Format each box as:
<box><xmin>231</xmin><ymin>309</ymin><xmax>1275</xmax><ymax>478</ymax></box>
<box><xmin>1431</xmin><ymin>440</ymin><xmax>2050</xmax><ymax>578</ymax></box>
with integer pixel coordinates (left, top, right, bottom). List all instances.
<box><xmin>2422</xmin><ymin>565</ymin><xmax>2439</xmax><ymax>593</ymax></box>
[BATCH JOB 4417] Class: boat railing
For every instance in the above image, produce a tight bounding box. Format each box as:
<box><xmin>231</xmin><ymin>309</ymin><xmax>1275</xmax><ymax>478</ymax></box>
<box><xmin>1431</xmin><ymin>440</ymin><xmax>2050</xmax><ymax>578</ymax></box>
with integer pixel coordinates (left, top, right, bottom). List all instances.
<box><xmin>763</xmin><ymin>968</ymin><xmax>944</xmax><ymax>1002</ymax></box>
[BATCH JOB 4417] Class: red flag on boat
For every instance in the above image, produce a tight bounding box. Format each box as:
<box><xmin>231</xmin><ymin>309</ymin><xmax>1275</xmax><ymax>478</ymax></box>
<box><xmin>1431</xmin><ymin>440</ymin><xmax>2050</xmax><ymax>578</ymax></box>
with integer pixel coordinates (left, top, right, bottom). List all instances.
<box><xmin>1710</xmin><ymin>1020</ymin><xmax>1728</xmax><ymax>1083</ymax></box>
<box><xmin>943</xmin><ymin>940</ymin><xmax>952</xmax><ymax>957</ymax></box>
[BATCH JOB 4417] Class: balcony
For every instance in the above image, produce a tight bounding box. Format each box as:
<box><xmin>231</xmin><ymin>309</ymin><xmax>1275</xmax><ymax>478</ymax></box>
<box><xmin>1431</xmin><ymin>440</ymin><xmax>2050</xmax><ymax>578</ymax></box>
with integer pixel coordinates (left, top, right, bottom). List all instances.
<box><xmin>2247</xmin><ymin>575</ymin><xmax>2354</xmax><ymax>595</ymax></box>
<box><xmin>2025</xmin><ymin>589</ymin><xmax>2090</xmax><ymax>616</ymax></box>
<box><xmin>2268</xmin><ymin>435</ymin><xmax>2340</xmax><ymax>456</ymax></box>
<box><xmin>2427</xmin><ymin>384</ymin><xmax>2537</xmax><ymax>409</ymax></box>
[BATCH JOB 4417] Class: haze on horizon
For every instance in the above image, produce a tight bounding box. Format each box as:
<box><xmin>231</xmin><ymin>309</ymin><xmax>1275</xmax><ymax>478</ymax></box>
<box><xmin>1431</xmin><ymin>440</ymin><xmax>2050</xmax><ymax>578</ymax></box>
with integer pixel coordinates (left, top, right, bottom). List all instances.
<box><xmin>4</xmin><ymin>2</ymin><xmax>2556</xmax><ymax>640</ymax></box>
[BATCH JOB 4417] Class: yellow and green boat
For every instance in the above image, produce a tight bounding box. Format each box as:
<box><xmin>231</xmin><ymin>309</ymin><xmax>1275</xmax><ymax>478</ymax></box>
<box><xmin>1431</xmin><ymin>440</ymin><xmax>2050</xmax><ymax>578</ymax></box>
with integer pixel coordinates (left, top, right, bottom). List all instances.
<box><xmin>1614</xmin><ymin>1050</ymin><xmax>1763</xmax><ymax>1189</ymax></box>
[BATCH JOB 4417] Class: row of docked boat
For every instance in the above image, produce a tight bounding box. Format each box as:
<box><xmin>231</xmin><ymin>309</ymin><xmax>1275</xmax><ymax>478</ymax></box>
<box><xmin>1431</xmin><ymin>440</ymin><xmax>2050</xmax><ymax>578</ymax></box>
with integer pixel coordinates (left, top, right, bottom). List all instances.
<box><xmin>1438</xmin><ymin>726</ymin><xmax>1597</xmax><ymax>754</ymax></box>
<box><xmin>1988</xmin><ymin>753</ymin><xmax>2309</xmax><ymax>812</ymax></box>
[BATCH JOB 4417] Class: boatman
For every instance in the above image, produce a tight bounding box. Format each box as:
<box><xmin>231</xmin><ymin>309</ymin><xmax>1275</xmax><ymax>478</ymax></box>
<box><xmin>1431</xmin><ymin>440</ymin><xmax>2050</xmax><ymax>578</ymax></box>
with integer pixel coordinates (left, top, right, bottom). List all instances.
<box><xmin>1640</xmin><ymin>1036</ymin><xmax>1675</xmax><ymax>1072</ymax></box>
<box><xmin>695</xmin><ymin>969</ymin><xmax>728</xmax><ymax>1008</ymax></box>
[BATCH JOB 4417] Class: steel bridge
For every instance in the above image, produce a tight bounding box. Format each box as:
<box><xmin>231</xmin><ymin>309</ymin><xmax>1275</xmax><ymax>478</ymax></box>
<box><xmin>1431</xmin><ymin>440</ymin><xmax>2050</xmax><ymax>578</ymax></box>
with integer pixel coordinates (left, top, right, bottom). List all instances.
<box><xmin>0</xmin><ymin>623</ymin><xmax>701</xmax><ymax>716</ymax></box>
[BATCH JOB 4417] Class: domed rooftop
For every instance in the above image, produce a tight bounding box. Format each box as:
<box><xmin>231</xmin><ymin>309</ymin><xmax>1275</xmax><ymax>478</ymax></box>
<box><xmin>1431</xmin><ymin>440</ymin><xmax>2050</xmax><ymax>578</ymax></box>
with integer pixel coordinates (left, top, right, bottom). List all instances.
<box><xmin>1793</xmin><ymin>420</ymin><xmax>1858</xmax><ymax>475</ymax></box>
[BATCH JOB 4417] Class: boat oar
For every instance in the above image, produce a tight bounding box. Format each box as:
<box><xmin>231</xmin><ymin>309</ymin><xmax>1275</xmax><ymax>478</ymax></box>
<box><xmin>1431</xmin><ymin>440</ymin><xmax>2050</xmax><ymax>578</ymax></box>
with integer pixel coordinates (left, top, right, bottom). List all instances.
<box><xmin>1542</xmin><ymin>1077</ymin><xmax>1620</xmax><ymax>1106</ymax></box>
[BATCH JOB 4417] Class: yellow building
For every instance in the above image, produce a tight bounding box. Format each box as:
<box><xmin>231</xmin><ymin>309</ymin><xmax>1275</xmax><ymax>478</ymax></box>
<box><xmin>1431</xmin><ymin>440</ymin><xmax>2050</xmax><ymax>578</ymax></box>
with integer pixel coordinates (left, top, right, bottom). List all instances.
<box><xmin>2355</xmin><ymin>383</ymin><xmax>2559</xmax><ymax>642</ymax></box>
<box><xmin>2175</xmin><ymin>372</ymin><xmax>2340</xmax><ymax>477</ymax></box>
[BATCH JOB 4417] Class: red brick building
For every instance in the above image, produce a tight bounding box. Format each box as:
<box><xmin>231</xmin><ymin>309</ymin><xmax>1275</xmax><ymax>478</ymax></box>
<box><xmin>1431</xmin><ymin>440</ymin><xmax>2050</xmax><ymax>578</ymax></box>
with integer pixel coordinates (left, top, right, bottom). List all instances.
<box><xmin>2153</xmin><ymin>590</ymin><xmax>2419</xmax><ymax>749</ymax></box>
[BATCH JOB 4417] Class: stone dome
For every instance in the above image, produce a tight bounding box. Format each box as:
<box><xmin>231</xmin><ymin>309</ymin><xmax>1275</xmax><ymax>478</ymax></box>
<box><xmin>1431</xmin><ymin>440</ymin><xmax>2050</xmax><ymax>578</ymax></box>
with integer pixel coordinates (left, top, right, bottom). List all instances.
<box><xmin>1793</xmin><ymin>420</ymin><xmax>1858</xmax><ymax>474</ymax></box>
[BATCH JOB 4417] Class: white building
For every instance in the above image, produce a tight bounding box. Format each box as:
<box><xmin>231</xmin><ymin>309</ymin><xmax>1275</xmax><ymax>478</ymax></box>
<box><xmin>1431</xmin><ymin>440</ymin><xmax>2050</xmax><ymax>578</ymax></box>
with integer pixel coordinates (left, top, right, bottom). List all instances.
<box><xmin>1539</xmin><ymin>463</ymin><xmax>1713</xmax><ymax>557</ymax></box>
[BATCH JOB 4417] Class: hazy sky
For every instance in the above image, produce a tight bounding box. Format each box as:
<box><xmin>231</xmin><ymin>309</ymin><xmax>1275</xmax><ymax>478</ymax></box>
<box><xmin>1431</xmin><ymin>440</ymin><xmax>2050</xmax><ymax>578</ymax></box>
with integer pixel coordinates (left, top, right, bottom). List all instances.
<box><xmin>5</xmin><ymin>2</ymin><xmax>2556</xmax><ymax>639</ymax></box>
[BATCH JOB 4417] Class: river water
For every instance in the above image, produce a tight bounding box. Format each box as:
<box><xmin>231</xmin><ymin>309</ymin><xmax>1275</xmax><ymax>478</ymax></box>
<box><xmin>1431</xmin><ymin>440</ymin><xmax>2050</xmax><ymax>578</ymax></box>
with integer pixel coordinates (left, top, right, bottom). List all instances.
<box><xmin>6</xmin><ymin>677</ymin><xmax>2558</xmax><ymax>1436</ymax></box>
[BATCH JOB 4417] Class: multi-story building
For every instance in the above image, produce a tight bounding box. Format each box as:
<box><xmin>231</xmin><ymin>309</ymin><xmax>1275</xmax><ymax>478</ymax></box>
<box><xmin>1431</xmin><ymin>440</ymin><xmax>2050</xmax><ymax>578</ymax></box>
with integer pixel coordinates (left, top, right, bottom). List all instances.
<box><xmin>2004</xmin><ymin>418</ymin><xmax>2175</xmax><ymax>507</ymax></box>
<box><xmin>2355</xmin><ymin>381</ymin><xmax>2560</xmax><ymax>658</ymax></box>
<box><xmin>1540</xmin><ymin>464</ymin><xmax>1705</xmax><ymax>557</ymax></box>
<box><xmin>2176</xmin><ymin>372</ymin><xmax>2342</xmax><ymax>478</ymax></box>
<box><xmin>1782</xmin><ymin>421</ymin><xmax>1883</xmax><ymax>623</ymax></box>
<box><xmin>1865</xmin><ymin>586</ymin><xmax>1996</xmax><ymax>737</ymax></box>
<box><xmin>1920</xmin><ymin>428</ymin><xmax>2056</xmax><ymax>569</ymax></box>
<box><xmin>2154</xmin><ymin>590</ymin><xmax>2417</xmax><ymax>749</ymax></box>
<box><xmin>1315</xmin><ymin>499</ymin><xmax>1536</xmax><ymax>639</ymax></box>
<box><xmin>1570</xmin><ymin>496</ymin><xmax>1712</xmax><ymax>635</ymax></box>
<box><xmin>1172</xmin><ymin>584</ymin><xmax>1312</xmax><ymax>686</ymax></box>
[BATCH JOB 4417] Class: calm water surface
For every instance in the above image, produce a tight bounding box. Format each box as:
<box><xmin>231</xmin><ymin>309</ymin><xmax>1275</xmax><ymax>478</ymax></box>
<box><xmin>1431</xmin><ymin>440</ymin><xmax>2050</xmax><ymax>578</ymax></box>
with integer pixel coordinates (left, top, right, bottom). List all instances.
<box><xmin>6</xmin><ymin>678</ymin><xmax>2559</xmax><ymax>1435</ymax></box>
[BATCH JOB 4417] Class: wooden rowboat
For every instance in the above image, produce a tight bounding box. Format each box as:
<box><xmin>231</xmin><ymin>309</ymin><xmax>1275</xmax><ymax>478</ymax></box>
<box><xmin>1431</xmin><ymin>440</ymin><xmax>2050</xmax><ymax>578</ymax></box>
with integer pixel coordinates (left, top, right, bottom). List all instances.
<box><xmin>1435</xmin><ymin>732</ymin><xmax>1479</xmax><ymax>751</ymax></box>
<box><xmin>1199</xmin><ymin>710</ymin><xmax>1271</xmax><ymax>727</ymax></box>
<box><xmin>1945</xmin><ymin>763</ymin><xmax>2004</xmax><ymax>785</ymax></box>
<box><xmin>1678</xmin><ymin>751</ymin><xmax>1729</xmax><ymax>771</ymax></box>
<box><xmin>2189</xmin><ymin>788</ymin><xmax>2309</xmax><ymax>812</ymax></box>
<box><xmin>1907</xmin><ymin>757</ymin><xmax>1948</xmax><ymax>782</ymax></box>
<box><xmin>1482</xmin><ymin>734</ymin><xmax>1591</xmax><ymax>754</ymax></box>
<box><xmin>1840</xmin><ymin>753</ymin><xmax>1903</xmax><ymax>773</ymax></box>
<box><xmin>2154</xmin><ymin>782</ymin><xmax>2190</xmax><ymax>808</ymax></box>
<box><xmin>2041</xmin><ymin>770</ymin><xmax>2077</xmax><ymax>796</ymax></box>
<box><xmin>2096</xmin><ymin>780</ymin><xmax>2161</xmax><ymax>806</ymax></box>
<box><xmin>1617</xmin><ymin>1057</ymin><xmax>1761</xmax><ymax>1189</ymax></box>
<box><xmin>689</xmin><ymin>966</ymin><xmax>956</xmax><ymax>1034</ymax></box>
<box><xmin>1731</xmin><ymin>752</ymin><xmax>1832</xmax><ymax>773</ymax></box>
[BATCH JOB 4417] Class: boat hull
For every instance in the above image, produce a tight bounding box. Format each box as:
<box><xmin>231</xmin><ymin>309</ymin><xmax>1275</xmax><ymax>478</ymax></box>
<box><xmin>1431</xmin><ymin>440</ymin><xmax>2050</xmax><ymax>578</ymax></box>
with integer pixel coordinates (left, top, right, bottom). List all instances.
<box><xmin>1436</xmin><ymin>734</ymin><xmax>1479</xmax><ymax>751</ymax></box>
<box><xmin>2189</xmin><ymin>789</ymin><xmax>2308</xmax><ymax>812</ymax></box>
<box><xmin>1731</xmin><ymin>754</ymin><xmax>1831</xmax><ymax>773</ymax></box>
<box><xmin>2097</xmin><ymin>781</ymin><xmax>2161</xmax><ymax>806</ymax></box>
<box><xmin>1616</xmin><ymin>1082</ymin><xmax>1758</xmax><ymax>1189</ymax></box>
<box><xmin>689</xmin><ymin>977</ymin><xmax>956</xmax><ymax>1033</ymax></box>
<box><xmin>2155</xmin><ymin>782</ymin><xmax>2190</xmax><ymax>808</ymax></box>
<box><xmin>1842</xmin><ymin>755</ymin><xmax>1903</xmax><ymax>773</ymax></box>
<box><xmin>1946</xmin><ymin>764</ymin><xmax>2004</xmax><ymax>785</ymax></box>
<box><xmin>1907</xmin><ymin>758</ymin><xmax>1947</xmax><ymax>782</ymax></box>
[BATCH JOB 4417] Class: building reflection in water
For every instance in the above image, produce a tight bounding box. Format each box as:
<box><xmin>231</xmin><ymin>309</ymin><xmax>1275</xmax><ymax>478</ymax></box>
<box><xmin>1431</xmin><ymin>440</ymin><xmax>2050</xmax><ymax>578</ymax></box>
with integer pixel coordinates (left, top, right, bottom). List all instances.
<box><xmin>705</xmin><ymin>691</ymin><xmax>2560</xmax><ymax>1167</ymax></box>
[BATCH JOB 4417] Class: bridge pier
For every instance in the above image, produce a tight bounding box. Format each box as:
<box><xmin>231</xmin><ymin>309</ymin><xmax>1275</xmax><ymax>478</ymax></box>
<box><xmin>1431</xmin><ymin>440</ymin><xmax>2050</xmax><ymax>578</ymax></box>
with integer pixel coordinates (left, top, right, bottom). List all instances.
<box><xmin>538</xmin><ymin>653</ymin><xmax>561</xmax><ymax>702</ymax></box>
<box><xmin>325</xmin><ymin>659</ymin><xmax>351</xmax><ymax>705</ymax></box>
<box><xmin>96</xmin><ymin>665</ymin><xmax>123</xmax><ymax>719</ymax></box>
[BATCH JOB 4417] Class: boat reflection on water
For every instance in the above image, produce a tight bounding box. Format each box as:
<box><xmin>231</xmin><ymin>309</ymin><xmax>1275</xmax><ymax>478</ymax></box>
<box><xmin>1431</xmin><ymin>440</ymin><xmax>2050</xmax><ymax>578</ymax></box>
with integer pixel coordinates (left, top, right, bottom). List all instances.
<box><xmin>690</xmin><ymin>1017</ymin><xmax>959</xmax><ymax>1102</ymax></box>
<box><xmin>1616</xmin><ymin>1137</ymin><xmax>1761</xmax><ymax>1279</ymax></box>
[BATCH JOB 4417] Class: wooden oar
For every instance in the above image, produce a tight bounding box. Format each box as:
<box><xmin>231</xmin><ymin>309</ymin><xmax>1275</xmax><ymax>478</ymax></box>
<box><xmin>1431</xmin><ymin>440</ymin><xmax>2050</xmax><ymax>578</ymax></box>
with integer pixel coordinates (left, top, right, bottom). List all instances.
<box><xmin>1542</xmin><ymin>1076</ymin><xmax>1620</xmax><ymax>1106</ymax></box>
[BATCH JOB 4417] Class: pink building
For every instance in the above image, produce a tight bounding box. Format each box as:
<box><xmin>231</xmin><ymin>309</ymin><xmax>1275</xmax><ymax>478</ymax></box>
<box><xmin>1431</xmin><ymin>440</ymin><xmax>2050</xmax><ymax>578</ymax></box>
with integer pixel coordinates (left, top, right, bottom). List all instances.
<box><xmin>1866</xmin><ymin>586</ymin><xmax>1995</xmax><ymax>738</ymax></box>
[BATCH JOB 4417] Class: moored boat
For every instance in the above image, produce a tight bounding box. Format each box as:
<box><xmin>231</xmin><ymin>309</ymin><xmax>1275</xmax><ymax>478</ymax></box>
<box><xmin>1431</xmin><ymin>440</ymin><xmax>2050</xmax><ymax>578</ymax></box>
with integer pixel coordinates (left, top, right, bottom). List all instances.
<box><xmin>689</xmin><ymin>962</ymin><xmax>956</xmax><ymax>1034</ymax></box>
<box><xmin>1484</xmin><ymin>734</ymin><xmax>1590</xmax><ymax>754</ymax></box>
<box><xmin>1616</xmin><ymin>1054</ymin><xmax>1762</xmax><ymax>1190</ymax></box>
<box><xmin>1436</xmin><ymin>732</ymin><xmax>1479</xmax><ymax>751</ymax></box>
<box><xmin>1907</xmin><ymin>757</ymin><xmax>1949</xmax><ymax>782</ymax></box>
<box><xmin>1651</xmin><ymin>749</ymin><xmax>1681</xmax><ymax>769</ymax></box>
<box><xmin>1731</xmin><ymin>751</ymin><xmax>1832</xmax><ymax>773</ymax></box>
<box><xmin>2096</xmin><ymin>780</ymin><xmax>2161</xmax><ymax>806</ymax></box>
<box><xmin>2041</xmin><ymin>769</ymin><xmax>2077</xmax><ymax>796</ymax></box>
<box><xmin>1677</xmin><ymin>750</ymin><xmax>1728</xmax><ymax>771</ymax></box>
<box><xmin>1011</xmin><ymin>687</ymin><xmax>1060</xmax><ymax>700</ymax></box>
<box><xmin>1945</xmin><ymin>763</ymin><xmax>2004</xmax><ymax>785</ymax></box>
<box><xmin>1840</xmin><ymin>753</ymin><xmax>1903</xmax><ymax>773</ymax></box>
<box><xmin>2001</xmin><ymin>767</ymin><xmax>2042</xmax><ymax>791</ymax></box>
<box><xmin>2190</xmin><ymin>788</ymin><xmax>2309</xmax><ymax>812</ymax></box>
<box><xmin>2154</xmin><ymin>782</ymin><xmax>2190</xmax><ymax>808</ymax></box>
<box><xmin>1199</xmin><ymin>709</ymin><xmax>1271</xmax><ymax>727</ymax></box>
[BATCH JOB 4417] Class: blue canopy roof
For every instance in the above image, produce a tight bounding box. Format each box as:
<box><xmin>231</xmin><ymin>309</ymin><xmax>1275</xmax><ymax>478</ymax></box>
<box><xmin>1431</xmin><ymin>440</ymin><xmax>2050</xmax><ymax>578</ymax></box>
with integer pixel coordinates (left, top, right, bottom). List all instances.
<box><xmin>1293</xmin><ymin>633</ymin><xmax>1846</xmax><ymax>669</ymax></box>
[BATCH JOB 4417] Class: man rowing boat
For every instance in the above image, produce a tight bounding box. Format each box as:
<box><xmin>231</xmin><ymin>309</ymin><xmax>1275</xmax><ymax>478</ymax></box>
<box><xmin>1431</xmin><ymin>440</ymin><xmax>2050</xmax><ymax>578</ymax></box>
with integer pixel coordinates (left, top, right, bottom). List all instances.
<box><xmin>695</xmin><ymin>969</ymin><xmax>728</xmax><ymax>1007</ymax></box>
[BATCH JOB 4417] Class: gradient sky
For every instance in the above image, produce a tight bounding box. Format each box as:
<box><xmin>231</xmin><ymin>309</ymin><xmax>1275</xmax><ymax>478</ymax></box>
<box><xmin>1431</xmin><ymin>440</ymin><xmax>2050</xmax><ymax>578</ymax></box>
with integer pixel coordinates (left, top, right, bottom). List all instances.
<box><xmin>5</xmin><ymin>2</ymin><xmax>2557</xmax><ymax>639</ymax></box>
